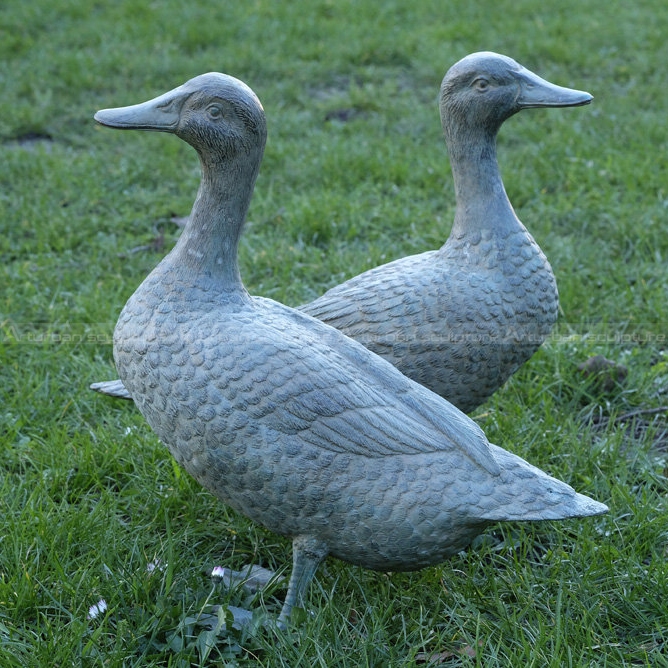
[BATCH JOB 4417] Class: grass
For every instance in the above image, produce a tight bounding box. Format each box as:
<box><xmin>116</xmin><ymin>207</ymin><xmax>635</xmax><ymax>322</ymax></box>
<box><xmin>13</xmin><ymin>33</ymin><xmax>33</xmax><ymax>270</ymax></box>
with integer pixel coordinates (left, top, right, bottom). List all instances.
<box><xmin>2</xmin><ymin>0</ymin><xmax>668</xmax><ymax>664</ymax></box>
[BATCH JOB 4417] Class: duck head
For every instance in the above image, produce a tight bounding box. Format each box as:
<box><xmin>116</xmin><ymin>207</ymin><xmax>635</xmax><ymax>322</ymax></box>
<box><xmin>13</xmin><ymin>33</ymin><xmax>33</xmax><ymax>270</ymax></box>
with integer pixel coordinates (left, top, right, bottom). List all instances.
<box><xmin>439</xmin><ymin>52</ymin><xmax>592</xmax><ymax>141</ymax></box>
<box><xmin>94</xmin><ymin>72</ymin><xmax>267</xmax><ymax>169</ymax></box>
<box><xmin>95</xmin><ymin>74</ymin><xmax>268</xmax><ymax>281</ymax></box>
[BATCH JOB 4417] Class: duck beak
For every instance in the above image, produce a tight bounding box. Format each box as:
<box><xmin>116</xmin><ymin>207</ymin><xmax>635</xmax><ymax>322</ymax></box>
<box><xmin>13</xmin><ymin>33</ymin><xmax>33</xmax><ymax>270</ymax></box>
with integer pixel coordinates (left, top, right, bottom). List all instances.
<box><xmin>516</xmin><ymin>68</ymin><xmax>593</xmax><ymax>109</ymax></box>
<box><xmin>94</xmin><ymin>84</ymin><xmax>189</xmax><ymax>131</ymax></box>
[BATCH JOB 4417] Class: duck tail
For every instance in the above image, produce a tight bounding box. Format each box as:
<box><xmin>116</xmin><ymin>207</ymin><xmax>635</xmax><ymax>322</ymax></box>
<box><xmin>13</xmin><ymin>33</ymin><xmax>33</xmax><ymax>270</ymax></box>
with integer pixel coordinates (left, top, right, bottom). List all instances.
<box><xmin>480</xmin><ymin>444</ymin><xmax>608</xmax><ymax>522</ymax></box>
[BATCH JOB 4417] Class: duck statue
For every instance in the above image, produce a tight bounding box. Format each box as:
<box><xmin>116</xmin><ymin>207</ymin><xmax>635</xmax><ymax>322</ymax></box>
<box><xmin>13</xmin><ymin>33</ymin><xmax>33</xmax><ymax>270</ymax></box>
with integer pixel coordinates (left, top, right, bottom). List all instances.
<box><xmin>91</xmin><ymin>52</ymin><xmax>592</xmax><ymax>412</ymax></box>
<box><xmin>302</xmin><ymin>52</ymin><xmax>592</xmax><ymax>411</ymax></box>
<box><xmin>94</xmin><ymin>71</ymin><xmax>606</xmax><ymax>625</ymax></box>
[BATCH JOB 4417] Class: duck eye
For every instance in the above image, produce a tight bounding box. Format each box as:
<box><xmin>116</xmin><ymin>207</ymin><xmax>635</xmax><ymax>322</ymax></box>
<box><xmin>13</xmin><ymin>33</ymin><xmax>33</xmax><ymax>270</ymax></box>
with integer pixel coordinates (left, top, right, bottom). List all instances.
<box><xmin>473</xmin><ymin>78</ymin><xmax>490</xmax><ymax>92</ymax></box>
<box><xmin>207</xmin><ymin>104</ymin><xmax>224</xmax><ymax>120</ymax></box>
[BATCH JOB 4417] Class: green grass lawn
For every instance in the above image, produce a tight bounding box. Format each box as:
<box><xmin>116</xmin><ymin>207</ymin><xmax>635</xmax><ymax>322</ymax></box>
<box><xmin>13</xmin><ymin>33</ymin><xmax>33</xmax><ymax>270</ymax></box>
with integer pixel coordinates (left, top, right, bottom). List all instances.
<box><xmin>2</xmin><ymin>0</ymin><xmax>668</xmax><ymax>665</ymax></box>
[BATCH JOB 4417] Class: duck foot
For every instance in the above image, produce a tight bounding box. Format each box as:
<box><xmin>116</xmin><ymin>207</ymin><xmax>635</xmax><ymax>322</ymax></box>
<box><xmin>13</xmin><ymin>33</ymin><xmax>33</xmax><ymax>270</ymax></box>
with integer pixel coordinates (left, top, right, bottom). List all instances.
<box><xmin>211</xmin><ymin>563</ymin><xmax>285</xmax><ymax>594</ymax></box>
<box><xmin>212</xmin><ymin>563</ymin><xmax>286</xmax><ymax>629</ymax></box>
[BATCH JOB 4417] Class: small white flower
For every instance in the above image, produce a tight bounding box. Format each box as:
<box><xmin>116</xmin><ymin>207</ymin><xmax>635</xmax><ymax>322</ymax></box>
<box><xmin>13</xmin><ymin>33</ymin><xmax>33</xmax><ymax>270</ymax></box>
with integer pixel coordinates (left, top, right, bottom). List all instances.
<box><xmin>87</xmin><ymin>599</ymin><xmax>108</xmax><ymax>620</ymax></box>
<box><xmin>211</xmin><ymin>566</ymin><xmax>227</xmax><ymax>579</ymax></box>
<box><xmin>146</xmin><ymin>559</ymin><xmax>165</xmax><ymax>574</ymax></box>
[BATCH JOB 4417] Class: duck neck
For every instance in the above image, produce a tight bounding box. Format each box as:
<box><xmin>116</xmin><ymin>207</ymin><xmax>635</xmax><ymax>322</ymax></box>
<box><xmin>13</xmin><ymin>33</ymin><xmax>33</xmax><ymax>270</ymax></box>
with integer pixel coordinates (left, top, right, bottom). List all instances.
<box><xmin>445</xmin><ymin>124</ymin><xmax>520</xmax><ymax>239</ymax></box>
<box><xmin>172</xmin><ymin>149</ymin><xmax>260</xmax><ymax>288</ymax></box>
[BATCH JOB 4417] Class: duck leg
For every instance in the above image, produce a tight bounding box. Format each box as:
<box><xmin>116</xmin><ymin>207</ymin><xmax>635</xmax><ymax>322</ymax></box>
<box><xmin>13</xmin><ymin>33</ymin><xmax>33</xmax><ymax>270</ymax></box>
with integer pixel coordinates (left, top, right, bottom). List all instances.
<box><xmin>278</xmin><ymin>535</ymin><xmax>329</xmax><ymax>627</ymax></box>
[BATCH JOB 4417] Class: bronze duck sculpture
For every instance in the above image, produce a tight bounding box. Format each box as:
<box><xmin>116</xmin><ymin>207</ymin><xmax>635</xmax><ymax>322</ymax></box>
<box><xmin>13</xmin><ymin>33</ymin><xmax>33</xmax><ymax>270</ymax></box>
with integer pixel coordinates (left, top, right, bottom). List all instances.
<box><xmin>95</xmin><ymin>71</ymin><xmax>606</xmax><ymax>625</ymax></box>
<box><xmin>302</xmin><ymin>52</ymin><xmax>592</xmax><ymax>412</ymax></box>
<box><xmin>91</xmin><ymin>52</ymin><xmax>592</xmax><ymax>412</ymax></box>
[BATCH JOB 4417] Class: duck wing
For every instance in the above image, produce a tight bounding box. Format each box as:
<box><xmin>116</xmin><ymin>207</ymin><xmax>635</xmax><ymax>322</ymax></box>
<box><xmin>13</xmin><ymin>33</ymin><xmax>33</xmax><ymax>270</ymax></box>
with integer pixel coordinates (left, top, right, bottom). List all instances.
<box><xmin>231</xmin><ymin>299</ymin><xmax>500</xmax><ymax>475</ymax></box>
<box><xmin>301</xmin><ymin>252</ymin><xmax>438</xmax><ymax>339</ymax></box>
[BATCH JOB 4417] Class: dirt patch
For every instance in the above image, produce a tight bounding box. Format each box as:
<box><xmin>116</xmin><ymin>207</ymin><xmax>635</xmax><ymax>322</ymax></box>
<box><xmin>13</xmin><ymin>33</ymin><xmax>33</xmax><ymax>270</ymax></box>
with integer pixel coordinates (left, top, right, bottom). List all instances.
<box><xmin>5</xmin><ymin>131</ymin><xmax>54</xmax><ymax>151</ymax></box>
